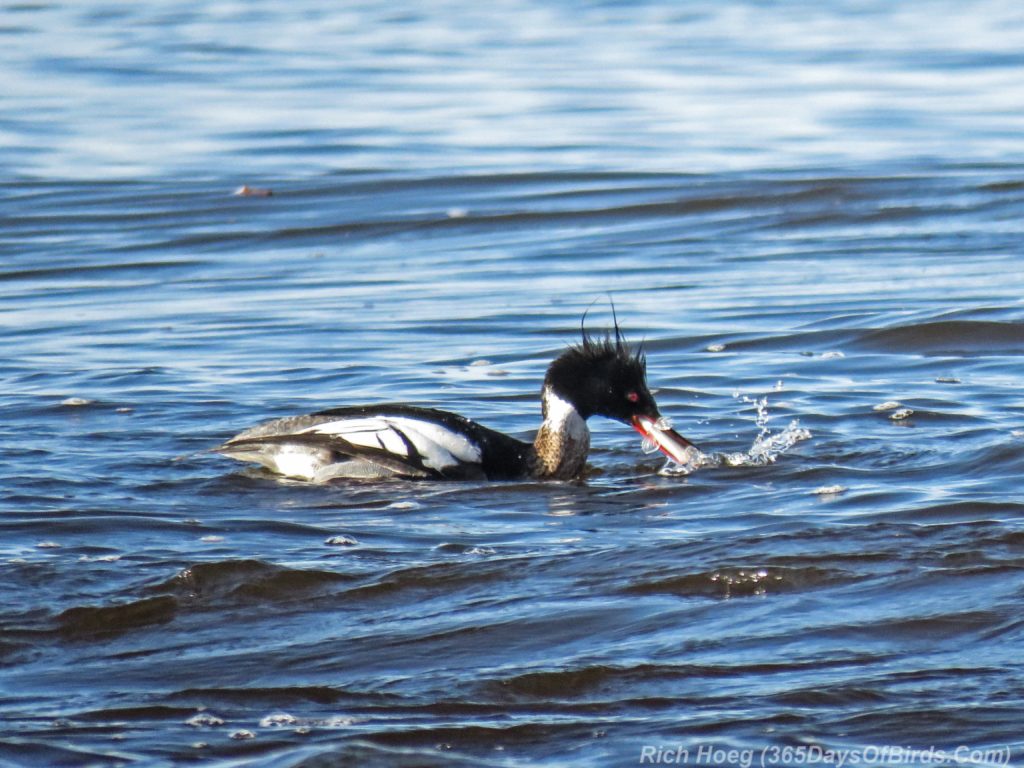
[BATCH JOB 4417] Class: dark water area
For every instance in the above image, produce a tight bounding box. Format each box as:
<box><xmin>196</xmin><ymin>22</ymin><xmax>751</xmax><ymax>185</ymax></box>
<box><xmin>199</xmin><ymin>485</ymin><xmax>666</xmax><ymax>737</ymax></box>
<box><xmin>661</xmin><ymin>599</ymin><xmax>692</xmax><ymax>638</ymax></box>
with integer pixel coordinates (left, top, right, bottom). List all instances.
<box><xmin>3</xmin><ymin>2</ymin><xmax>1024</xmax><ymax>767</ymax></box>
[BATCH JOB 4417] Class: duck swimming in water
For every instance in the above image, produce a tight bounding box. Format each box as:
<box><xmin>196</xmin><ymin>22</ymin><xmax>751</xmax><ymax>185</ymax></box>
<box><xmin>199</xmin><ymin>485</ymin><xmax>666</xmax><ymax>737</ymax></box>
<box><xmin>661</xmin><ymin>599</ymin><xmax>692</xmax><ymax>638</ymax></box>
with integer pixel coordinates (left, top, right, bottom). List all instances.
<box><xmin>215</xmin><ymin>323</ymin><xmax>696</xmax><ymax>481</ymax></box>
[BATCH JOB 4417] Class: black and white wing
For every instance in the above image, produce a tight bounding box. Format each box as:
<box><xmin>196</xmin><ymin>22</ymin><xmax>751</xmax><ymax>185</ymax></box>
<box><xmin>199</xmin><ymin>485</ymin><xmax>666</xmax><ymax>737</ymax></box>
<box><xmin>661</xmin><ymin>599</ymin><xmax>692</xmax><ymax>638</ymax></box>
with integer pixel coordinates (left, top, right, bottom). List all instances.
<box><xmin>216</xmin><ymin>405</ymin><xmax>527</xmax><ymax>481</ymax></box>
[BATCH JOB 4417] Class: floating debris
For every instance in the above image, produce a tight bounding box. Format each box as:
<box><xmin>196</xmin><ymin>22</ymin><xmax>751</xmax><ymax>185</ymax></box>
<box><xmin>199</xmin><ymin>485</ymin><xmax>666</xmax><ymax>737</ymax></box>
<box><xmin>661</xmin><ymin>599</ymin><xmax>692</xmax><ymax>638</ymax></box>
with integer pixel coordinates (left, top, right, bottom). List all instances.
<box><xmin>813</xmin><ymin>484</ymin><xmax>847</xmax><ymax>496</ymax></box>
<box><xmin>324</xmin><ymin>535</ymin><xmax>358</xmax><ymax>547</ymax></box>
<box><xmin>200</xmin><ymin>535</ymin><xmax>224</xmax><ymax>543</ymax></box>
<box><xmin>233</xmin><ymin>185</ymin><xmax>272</xmax><ymax>197</ymax></box>
<box><xmin>36</xmin><ymin>541</ymin><xmax>61</xmax><ymax>549</ymax></box>
<box><xmin>446</xmin><ymin>207</ymin><xmax>468</xmax><ymax>218</ymax></box>
<box><xmin>60</xmin><ymin>397</ymin><xmax>93</xmax><ymax>407</ymax></box>
<box><xmin>259</xmin><ymin>713</ymin><xmax>298</xmax><ymax>728</ymax></box>
<box><xmin>935</xmin><ymin>376</ymin><xmax>961</xmax><ymax>384</ymax></box>
<box><xmin>387</xmin><ymin>501</ymin><xmax>420</xmax><ymax>511</ymax></box>
<box><xmin>873</xmin><ymin>401</ymin><xmax>902</xmax><ymax>412</ymax></box>
<box><xmin>230</xmin><ymin>729</ymin><xmax>256</xmax><ymax>740</ymax></box>
<box><xmin>819</xmin><ymin>351</ymin><xmax>845</xmax><ymax>360</ymax></box>
<box><xmin>889</xmin><ymin>408</ymin><xmax>914</xmax><ymax>421</ymax></box>
<box><xmin>320</xmin><ymin>715</ymin><xmax>356</xmax><ymax>727</ymax></box>
<box><xmin>706</xmin><ymin>343</ymin><xmax>727</xmax><ymax>353</ymax></box>
<box><xmin>186</xmin><ymin>713</ymin><xmax>224</xmax><ymax>728</ymax></box>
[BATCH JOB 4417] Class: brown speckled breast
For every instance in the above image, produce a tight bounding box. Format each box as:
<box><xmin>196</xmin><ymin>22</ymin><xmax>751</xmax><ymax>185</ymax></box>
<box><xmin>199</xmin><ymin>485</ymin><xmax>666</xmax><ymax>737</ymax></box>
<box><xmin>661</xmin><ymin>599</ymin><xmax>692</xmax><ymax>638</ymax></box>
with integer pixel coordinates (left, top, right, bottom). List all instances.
<box><xmin>532</xmin><ymin>423</ymin><xmax>591</xmax><ymax>479</ymax></box>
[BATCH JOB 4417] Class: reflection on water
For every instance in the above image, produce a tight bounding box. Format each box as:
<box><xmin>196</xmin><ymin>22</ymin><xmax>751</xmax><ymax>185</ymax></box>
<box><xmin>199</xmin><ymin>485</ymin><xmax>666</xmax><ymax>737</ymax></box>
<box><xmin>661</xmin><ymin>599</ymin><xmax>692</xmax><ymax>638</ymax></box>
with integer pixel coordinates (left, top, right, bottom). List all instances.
<box><xmin>4</xmin><ymin>1</ymin><xmax>1024</xmax><ymax>178</ymax></box>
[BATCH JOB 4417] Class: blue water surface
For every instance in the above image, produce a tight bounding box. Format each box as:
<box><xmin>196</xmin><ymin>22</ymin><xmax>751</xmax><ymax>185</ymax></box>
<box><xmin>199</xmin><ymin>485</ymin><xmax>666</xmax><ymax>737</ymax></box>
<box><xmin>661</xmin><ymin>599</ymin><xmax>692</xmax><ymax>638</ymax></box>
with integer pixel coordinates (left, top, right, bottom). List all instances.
<box><xmin>2</xmin><ymin>2</ymin><xmax>1024</xmax><ymax>766</ymax></box>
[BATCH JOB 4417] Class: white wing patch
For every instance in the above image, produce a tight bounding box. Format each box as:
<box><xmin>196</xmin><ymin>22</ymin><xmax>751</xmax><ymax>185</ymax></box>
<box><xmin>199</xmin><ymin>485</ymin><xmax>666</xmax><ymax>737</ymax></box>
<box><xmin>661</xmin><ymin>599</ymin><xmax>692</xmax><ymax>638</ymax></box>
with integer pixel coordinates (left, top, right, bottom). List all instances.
<box><xmin>303</xmin><ymin>416</ymin><xmax>482</xmax><ymax>472</ymax></box>
<box><xmin>308</xmin><ymin>417</ymin><xmax>410</xmax><ymax>455</ymax></box>
<box><xmin>271</xmin><ymin>446</ymin><xmax>330</xmax><ymax>480</ymax></box>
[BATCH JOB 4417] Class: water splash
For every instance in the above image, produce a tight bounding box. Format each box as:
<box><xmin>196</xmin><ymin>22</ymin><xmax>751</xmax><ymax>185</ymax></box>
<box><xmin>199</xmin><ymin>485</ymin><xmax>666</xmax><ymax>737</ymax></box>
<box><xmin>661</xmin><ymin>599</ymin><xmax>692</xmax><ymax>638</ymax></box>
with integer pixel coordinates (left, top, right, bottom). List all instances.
<box><xmin>658</xmin><ymin>396</ymin><xmax>811</xmax><ymax>476</ymax></box>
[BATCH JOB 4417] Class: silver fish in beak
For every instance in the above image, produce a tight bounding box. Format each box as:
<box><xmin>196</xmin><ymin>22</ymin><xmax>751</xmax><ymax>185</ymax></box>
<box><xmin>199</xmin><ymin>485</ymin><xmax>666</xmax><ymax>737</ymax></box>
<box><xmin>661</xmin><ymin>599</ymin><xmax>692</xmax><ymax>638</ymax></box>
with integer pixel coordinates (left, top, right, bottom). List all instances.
<box><xmin>632</xmin><ymin>414</ymin><xmax>703</xmax><ymax>474</ymax></box>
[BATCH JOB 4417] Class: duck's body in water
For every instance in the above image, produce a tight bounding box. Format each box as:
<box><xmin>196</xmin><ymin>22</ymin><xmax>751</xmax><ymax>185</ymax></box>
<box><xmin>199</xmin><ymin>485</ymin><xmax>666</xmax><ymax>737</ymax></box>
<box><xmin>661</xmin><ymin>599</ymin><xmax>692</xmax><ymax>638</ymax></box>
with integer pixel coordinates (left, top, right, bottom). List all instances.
<box><xmin>215</xmin><ymin>327</ymin><xmax>696</xmax><ymax>481</ymax></box>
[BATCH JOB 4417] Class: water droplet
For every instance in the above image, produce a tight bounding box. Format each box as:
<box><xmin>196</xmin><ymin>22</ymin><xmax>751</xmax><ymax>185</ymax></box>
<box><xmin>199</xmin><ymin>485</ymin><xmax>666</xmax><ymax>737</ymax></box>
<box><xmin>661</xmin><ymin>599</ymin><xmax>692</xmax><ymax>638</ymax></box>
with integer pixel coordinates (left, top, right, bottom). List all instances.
<box><xmin>673</xmin><ymin>398</ymin><xmax>810</xmax><ymax>472</ymax></box>
<box><xmin>658</xmin><ymin>450</ymin><xmax>704</xmax><ymax>476</ymax></box>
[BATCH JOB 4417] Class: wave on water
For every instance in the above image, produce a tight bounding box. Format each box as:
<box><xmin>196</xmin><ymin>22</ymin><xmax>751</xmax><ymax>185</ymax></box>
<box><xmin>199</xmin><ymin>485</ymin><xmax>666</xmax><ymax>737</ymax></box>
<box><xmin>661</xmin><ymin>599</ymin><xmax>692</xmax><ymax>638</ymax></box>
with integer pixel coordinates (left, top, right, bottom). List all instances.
<box><xmin>659</xmin><ymin>396</ymin><xmax>812</xmax><ymax>476</ymax></box>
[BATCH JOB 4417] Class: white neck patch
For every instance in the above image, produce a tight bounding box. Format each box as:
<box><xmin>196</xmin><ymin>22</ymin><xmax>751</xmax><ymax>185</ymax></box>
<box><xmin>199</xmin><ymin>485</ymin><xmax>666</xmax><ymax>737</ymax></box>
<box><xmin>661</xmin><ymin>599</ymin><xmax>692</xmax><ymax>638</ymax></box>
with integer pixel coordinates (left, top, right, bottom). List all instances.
<box><xmin>542</xmin><ymin>386</ymin><xmax>588</xmax><ymax>441</ymax></box>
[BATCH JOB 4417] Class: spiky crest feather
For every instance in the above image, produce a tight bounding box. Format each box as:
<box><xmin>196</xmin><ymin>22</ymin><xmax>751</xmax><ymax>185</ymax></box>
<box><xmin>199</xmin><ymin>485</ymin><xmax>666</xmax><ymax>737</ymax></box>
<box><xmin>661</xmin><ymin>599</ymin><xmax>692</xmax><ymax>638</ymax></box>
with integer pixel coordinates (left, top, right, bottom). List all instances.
<box><xmin>572</xmin><ymin>300</ymin><xmax>646</xmax><ymax>372</ymax></box>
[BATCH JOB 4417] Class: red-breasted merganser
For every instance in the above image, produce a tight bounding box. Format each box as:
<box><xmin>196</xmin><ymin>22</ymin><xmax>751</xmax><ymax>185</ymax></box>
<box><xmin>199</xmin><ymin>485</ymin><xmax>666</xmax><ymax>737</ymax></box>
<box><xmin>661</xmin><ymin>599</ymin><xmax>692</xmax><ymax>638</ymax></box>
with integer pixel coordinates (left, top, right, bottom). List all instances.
<box><xmin>215</xmin><ymin>327</ymin><xmax>696</xmax><ymax>481</ymax></box>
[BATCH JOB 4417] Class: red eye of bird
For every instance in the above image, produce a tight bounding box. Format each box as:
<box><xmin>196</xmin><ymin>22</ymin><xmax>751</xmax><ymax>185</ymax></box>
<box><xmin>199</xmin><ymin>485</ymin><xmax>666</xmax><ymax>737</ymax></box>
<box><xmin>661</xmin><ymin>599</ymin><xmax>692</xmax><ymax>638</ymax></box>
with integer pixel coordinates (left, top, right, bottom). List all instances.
<box><xmin>626</xmin><ymin>391</ymin><xmax>639</xmax><ymax>403</ymax></box>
